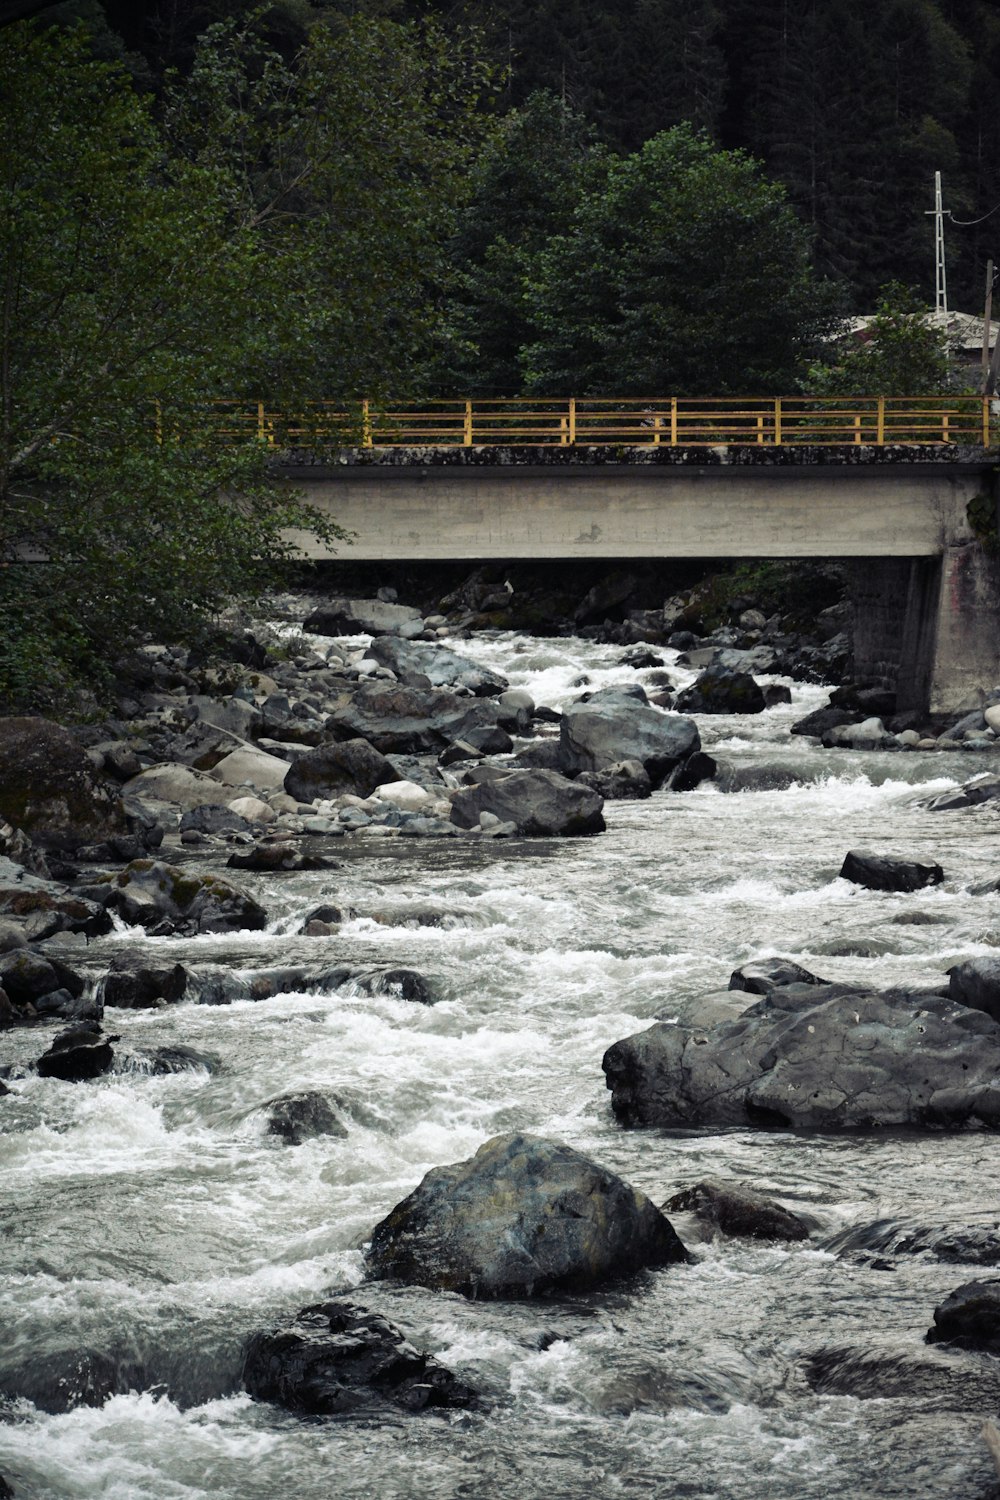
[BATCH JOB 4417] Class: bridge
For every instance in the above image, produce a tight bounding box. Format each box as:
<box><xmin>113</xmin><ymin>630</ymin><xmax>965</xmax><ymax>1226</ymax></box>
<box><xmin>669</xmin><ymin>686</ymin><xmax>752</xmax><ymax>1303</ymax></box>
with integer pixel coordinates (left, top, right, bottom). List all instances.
<box><xmin>258</xmin><ymin>395</ymin><xmax>1000</xmax><ymax>717</ymax></box>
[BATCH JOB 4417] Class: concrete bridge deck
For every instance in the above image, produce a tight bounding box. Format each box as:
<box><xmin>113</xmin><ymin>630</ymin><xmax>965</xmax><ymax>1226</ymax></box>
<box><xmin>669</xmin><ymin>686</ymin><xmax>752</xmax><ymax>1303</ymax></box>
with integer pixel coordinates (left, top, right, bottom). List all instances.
<box><xmin>276</xmin><ymin>444</ymin><xmax>1000</xmax><ymax>718</ymax></box>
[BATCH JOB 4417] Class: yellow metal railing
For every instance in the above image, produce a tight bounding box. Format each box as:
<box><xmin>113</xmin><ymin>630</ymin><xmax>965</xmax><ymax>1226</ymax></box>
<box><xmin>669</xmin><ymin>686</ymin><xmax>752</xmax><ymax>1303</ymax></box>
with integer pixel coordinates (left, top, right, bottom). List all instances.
<box><xmin>212</xmin><ymin>396</ymin><xmax>996</xmax><ymax>449</ymax></box>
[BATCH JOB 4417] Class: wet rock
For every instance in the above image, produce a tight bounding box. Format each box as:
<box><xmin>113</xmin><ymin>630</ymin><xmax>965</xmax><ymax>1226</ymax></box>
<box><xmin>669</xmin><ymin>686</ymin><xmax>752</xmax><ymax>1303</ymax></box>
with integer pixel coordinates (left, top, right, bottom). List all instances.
<box><xmin>0</xmin><ymin>817</ymin><xmax>50</xmax><ymax>876</ymax></box>
<box><xmin>226</xmin><ymin>843</ymin><xmax>330</xmax><ymax>872</ymax></box>
<box><xmin>327</xmin><ymin>681</ymin><xmax>503</xmax><ymax>756</ymax></box>
<box><xmin>450</xmin><ymin>769</ymin><xmax>605</xmax><ymax>837</ymax></box>
<box><xmin>663</xmin><ymin>750</ymin><xmax>717</xmax><ymax>791</ymax></box>
<box><xmin>840</xmin><ymin>849</ymin><xmax>944</xmax><ymax>893</ymax></box>
<box><xmin>804</xmin><ymin>1345</ymin><xmax>1000</xmax><ymax>1407</ymax></box>
<box><xmin>763</xmin><ymin>684</ymin><xmax>793</xmax><ymax>707</ymax></box>
<box><xmin>790</xmin><ymin>705</ymin><xmax>865</xmax><ymax>739</ymax></box>
<box><xmin>558</xmin><ymin>690</ymin><xmax>699</xmax><ymax>789</ymax></box>
<box><xmin>927</xmin><ymin>1280</ymin><xmax>1000</xmax><ymax>1351</ymax></box>
<box><xmin>283</xmin><ymin>739</ymin><xmax>400</xmax><ymax>803</ymax></box>
<box><xmin>729</xmin><ymin>957</ymin><xmax>831</xmax><ymax>996</ymax></box>
<box><xmin>496</xmin><ymin>689</ymin><xmax>534</xmax><ymax>734</ymax></box>
<box><xmin>946</xmin><ymin>958</ymin><xmax>1000</xmax><ymax>1023</ymax></box>
<box><xmin>674</xmin><ymin>668</ymin><xmax>766</xmax><ymax>715</ymax></box>
<box><xmin>145</xmin><ymin>1045</ymin><xmax>219</xmax><ymax>1074</ymax></box>
<box><xmin>303</xmin><ymin>598</ymin><xmax>424</xmax><ymax>638</ymax></box>
<box><xmin>0</xmin><ymin>949</ymin><xmax>84</xmax><ymax>1009</ymax></box>
<box><xmin>824</xmin><ymin>1218</ymin><xmax>1000</xmax><ymax>1267</ymax></box>
<box><xmin>719</xmin><ymin>762</ymin><xmax>807</xmax><ymax>793</ymax></box>
<box><xmin>0</xmin><ymin>717</ymin><xmax>126</xmax><ymax>852</ymax></box>
<box><xmin>98</xmin><ymin>956</ymin><xmax>187</xmax><ymax>1010</ymax></box>
<box><xmin>187</xmin><ymin>964</ymin><xmax>432</xmax><ymax>1007</ymax></box>
<box><xmin>0</xmin><ymin>1347</ymin><xmax>141</xmax><ymax>1413</ymax></box>
<box><xmin>243</xmin><ymin>1300</ymin><xmax>479</xmax><ymax>1414</ymax></box>
<box><xmin>99</xmin><ymin>859</ymin><xmax>268</xmax><ymax>935</ymax></box>
<box><xmin>265</xmin><ymin>1090</ymin><xmax>348</xmax><ymax>1144</ymax></box>
<box><xmin>365</xmin><ymin>1131</ymin><xmax>689</xmax><ymax>1297</ymax></box>
<box><xmin>618</xmin><ymin>648</ymin><xmax>664</xmax><ymax>669</ymax></box>
<box><xmin>927</xmin><ymin>774</ymin><xmax>1000</xmax><ymax>812</ymax></box>
<box><xmin>663</xmin><ymin>1180</ymin><xmax>810</xmax><ymax>1242</ymax></box>
<box><xmin>509</xmin><ymin>739</ymin><xmax>565</xmax><ymax>772</ymax></box>
<box><xmin>575</xmin><ymin>760</ymin><xmax>652</xmax><ymax>800</ymax></box>
<box><xmin>603</xmin><ymin>985</ymin><xmax>1000</xmax><ymax>1130</ymax></box>
<box><xmin>179</xmin><ymin>805</ymin><xmax>253</xmax><ymax>836</ymax></box>
<box><xmin>36</xmin><ymin>1023</ymin><xmax>116</xmax><ymax>1081</ymax></box>
<box><xmin>364</xmin><ymin>637</ymin><xmax>507</xmax><ymax>696</ymax></box>
<box><xmin>822</xmin><ymin>717</ymin><xmax>895</xmax><ymax>751</ymax></box>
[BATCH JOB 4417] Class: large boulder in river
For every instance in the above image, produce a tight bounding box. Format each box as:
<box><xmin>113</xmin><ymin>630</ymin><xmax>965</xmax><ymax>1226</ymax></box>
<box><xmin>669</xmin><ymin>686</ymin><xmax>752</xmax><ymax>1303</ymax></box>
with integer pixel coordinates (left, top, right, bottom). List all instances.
<box><xmin>839</xmin><ymin>849</ymin><xmax>944</xmax><ymax>892</ymax></box>
<box><xmin>243</xmin><ymin>1301</ymin><xmax>479</xmax><ymax>1414</ymax></box>
<box><xmin>98</xmin><ymin>859</ymin><xmax>267</xmax><ymax>935</ymax></box>
<box><xmin>449</xmin><ymin>769</ymin><xmax>605</xmax><ymax>837</ymax></box>
<box><xmin>947</xmin><ymin>958</ymin><xmax>1000</xmax><ymax>1022</ymax></box>
<box><xmin>326</xmin><ymin>681</ymin><xmax>503</xmax><ymax>755</ymax></box>
<box><xmin>284</xmin><ymin>738</ymin><xmax>399</xmax><ymax>802</ymax></box>
<box><xmin>365</xmin><ymin>1132</ymin><xmax>689</xmax><ymax>1297</ymax></box>
<box><xmin>123</xmin><ymin>763</ymin><xmax>229</xmax><ymax>813</ymax></box>
<box><xmin>926</xmin><ymin>1280</ymin><xmax>1000</xmax><ymax>1351</ymax></box>
<box><xmin>364</xmin><ymin>637</ymin><xmax>507</xmax><ymax>697</ymax></box>
<box><xmin>304</xmin><ymin>598</ymin><xmax>423</xmax><ymax>638</ymax></box>
<box><xmin>558</xmin><ymin>689</ymin><xmax>699</xmax><ymax>789</ymax></box>
<box><xmin>603</xmin><ymin>983</ymin><xmax>1000</xmax><ymax>1130</ymax></box>
<box><xmin>673</xmin><ymin>668</ymin><xmax>766</xmax><ymax>715</ymax></box>
<box><xmin>0</xmin><ymin>717</ymin><xmax>126</xmax><ymax>852</ymax></box>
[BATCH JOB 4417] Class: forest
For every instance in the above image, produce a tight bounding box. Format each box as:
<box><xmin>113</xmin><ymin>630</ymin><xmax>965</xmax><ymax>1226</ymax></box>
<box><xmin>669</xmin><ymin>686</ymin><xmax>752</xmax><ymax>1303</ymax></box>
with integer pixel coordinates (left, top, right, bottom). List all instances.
<box><xmin>0</xmin><ymin>0</ymin><xmax>996</xmax><ymax>702</ymax></box>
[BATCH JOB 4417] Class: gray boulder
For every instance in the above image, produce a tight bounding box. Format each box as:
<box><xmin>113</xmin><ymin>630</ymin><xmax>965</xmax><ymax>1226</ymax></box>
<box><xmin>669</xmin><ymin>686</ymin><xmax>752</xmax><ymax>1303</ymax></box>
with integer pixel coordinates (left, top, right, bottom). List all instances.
<box><xmin>821</xmin><ymin>717</ymin><xmax>895</xmax><ymax>751</ymax></box>
<box><xmin>947</xmin><ymin>958</ymin><xmax>1000</xmax><ymax>1022</ymax></box>
<box><xmin>98</xmin><ymin>956</ymin><xmax>187</xmax><ymax>1010</ymax></box>
<box><xmin>0</xmin><ymin>856</ymin><xmax>111</xmax><ymax>938</ymax></box>
<box><xmin>558</xmin><ymin>690</ymin><xmax>699</xmax><ymax>789</ymax></box>
<box><xmin>840</xmin><ymin>849</ymin><xmax>944</xmax><ymax>892</ymax></box>
<box><xmin>576</xmin><ymin>759</ymin><xmax>652</xmax><ymax>801</ymax></box>
<box><xmin>364</xmin><ymin>637</ymin><xmax>507</xmax><ymax>697</ymax></box>
<box><xmin>264</xmin><ymin>1091</ymin><xmax>347</xmax><ymax>1144</ymax></box>
<box><xmin>663</xmin><ymin>1180</ymin><xmax>810</xmax><ymax>1242</ymax></box>
<box><xmin>674</xmin><ymin>668</ymin><xmax>766</xmax><ymax>715</ymax></box>
<box><xmin>243</xmin><ymin>1301</ymin><xmax>478</xmax><ymax>1414</ymax></box>
<box><xmin>284</xmin><ymin>737</ymin><xmax>399</xmax><ymax>802</ymax></box>
<box><xmin>365</xmin><ymin>1132</ymin><xmax>689</xmax><ymax>1296</ymax></box>
<box><xmin>926</xmin><ymin>1280</ymin><xmax>1000</xmax><ymax>1351</ymax></box>
<box><xmin>98</xmin><ymin>859</ymin><xmax>268</xmax><ymax>935</ymax></box>
<box><xmin>450</xmin><ymin>769</ymin><xmax>605</xmax><ymax>837</ymax></box>
<box><xmin>303</xmin><ymin>598</ymin><xmax>423</xmax><ymax>638</ymax></box>
<box><xmin>603</xmin><ymin>984</ymin><xmax>1000</xmax><ymax>1130</ymax></box>
<box><xmin>327</xmin><ymin>681</ymin><xmax>503</xmax><ymax>755</ymax></box>
<box><xmin>729</xmin><ymin>957</ymin><xmax>831</xmax><ymax>996</ymax></box>
<box><xmin>122</xmin><ymin>764</ymin><xmax>229</xmax><ymax>812</ymax></box>
<box><xmin>926</xmin><ymin>774</ymin><xmax>1000</xmax><ymax>812</ymax></box>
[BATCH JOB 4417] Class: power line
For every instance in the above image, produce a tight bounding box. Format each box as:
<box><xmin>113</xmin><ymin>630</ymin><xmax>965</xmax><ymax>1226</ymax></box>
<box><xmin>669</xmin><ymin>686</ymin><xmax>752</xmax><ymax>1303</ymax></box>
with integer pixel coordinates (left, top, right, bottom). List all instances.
<box><xmin>947</xmin><ymin>201</ymin><xmax>1000</xmax><ymax>228</ymax></box>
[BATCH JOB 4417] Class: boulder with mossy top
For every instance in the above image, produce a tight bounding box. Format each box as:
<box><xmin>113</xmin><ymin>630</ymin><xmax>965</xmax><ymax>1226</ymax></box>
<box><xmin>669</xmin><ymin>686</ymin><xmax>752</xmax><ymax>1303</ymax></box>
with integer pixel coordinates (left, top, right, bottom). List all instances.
<box><xmin>97</xmin><ymin>859</ymin><xmax>268</xmax><ymax>935</ymax></box>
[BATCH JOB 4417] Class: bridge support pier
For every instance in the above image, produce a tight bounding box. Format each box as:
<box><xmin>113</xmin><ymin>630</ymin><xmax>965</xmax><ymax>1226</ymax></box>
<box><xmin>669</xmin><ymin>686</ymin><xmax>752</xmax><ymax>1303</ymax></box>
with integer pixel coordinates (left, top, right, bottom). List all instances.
<box><xmin>850</xmin><ymin>545</ymin><xmax>1000</xmax><ymax>716</ymax></box>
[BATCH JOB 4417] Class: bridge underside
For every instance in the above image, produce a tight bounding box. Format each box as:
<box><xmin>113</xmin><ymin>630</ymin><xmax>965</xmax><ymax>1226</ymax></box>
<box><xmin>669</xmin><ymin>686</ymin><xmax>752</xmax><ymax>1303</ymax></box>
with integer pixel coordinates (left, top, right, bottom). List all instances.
<box><xmin>277</xmin><ymin>452</ymin><xmax>1000</xmax><ymax>714</ymax></box>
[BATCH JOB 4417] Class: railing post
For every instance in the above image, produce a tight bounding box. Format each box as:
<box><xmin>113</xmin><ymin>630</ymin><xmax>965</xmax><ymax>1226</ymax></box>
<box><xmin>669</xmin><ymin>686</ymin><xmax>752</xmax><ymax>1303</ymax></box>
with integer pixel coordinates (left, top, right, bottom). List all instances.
<box><xmin>464</xmin><ymin>400</ymin><xmax>473</xmax><ymax>447</ymax></box>
<box><xmin>653</xmin><ymin>414</ymin><xmax>661</xmax><ymax>446</ymax></box>
<box><xmin>984</xmin><ymin>396</ymin><xmax>991</xmax><ymax>449</ymax></box>
<box><xmin>756</xmin><ymin>415</ymin><xmax>764</xmax><ymax>446</ymax></box>
<box><xmin>362</xmin><ymin>398</ymin><xmax>373</xmax><ymax>449</ymax></box>
<box><xmin>854</xmin><ymin>415</ymin><xmax>861</xmax><ymax>445</ymax></box>
<box><xmin>568</xmin><ymin>397</ymin><xmax>576</xmax><ymax>446</ymax></box>
<box><xmin>154</xmin><ymin>400</ymin><xmax>162</xmax><ymax>446</ymax></box>
<box><xmin>942</xmin><ymin>412</ymin><xmax>950</xmax><ymax>444</ymax></box>
<box><xmin>257</xmin><ymin>401</ymin><xmax>266</xmax><ymax>445</ymax></box>
<box><xmin>876</xmin><ymin>395</ymin><xmax>885</xmax><ymax>445</ymax></box>
<box><xmin>670</xmin><ymin>397</ymin><xmax>678</xmax><ymax>446</ymax></box>
<box><xmin>773</xmin><ymin>398</ymin><xmax>782</xmax><ymax>446</ymax></box>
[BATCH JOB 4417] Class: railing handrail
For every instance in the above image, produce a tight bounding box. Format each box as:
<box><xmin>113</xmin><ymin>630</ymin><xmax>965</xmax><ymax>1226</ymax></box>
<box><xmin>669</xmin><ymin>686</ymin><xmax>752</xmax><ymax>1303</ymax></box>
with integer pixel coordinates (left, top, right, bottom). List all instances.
<box><xmin>206</xmin><ymin>395</ymin><xmax>997</xmax><ymax>450</ymax></box>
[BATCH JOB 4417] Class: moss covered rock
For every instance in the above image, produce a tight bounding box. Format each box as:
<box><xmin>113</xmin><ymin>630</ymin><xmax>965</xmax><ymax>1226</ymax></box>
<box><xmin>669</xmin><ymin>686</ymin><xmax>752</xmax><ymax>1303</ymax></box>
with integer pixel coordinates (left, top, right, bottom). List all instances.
<box><xmin>98</xmin><ymin>859</ymin><xmax>267</xmax><ymax>935</ymax></box>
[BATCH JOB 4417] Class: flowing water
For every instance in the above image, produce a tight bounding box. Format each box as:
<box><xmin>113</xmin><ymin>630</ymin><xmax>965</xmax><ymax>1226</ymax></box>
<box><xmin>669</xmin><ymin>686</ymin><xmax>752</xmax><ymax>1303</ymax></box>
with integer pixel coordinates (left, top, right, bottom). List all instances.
<box><xmin>4</xmin><ymin>628</ymin><xmax>1000</xmax><ymax>1499</ymax></box>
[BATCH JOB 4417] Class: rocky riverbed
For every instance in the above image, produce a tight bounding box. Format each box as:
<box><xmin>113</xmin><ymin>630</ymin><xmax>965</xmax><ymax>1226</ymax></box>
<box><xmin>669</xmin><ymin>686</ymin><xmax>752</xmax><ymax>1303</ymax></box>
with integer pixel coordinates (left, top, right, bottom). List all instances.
<box><xmin>4</xmin><ymin>565</ymin><xmax>1000</xmax><ymax>1499</ymax></box>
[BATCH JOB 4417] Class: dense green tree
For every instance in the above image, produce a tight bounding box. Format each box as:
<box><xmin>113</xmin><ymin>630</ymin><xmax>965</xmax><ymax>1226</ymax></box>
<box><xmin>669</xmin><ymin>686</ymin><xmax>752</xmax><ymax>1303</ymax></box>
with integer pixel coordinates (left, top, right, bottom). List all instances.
<box><xmin>438</xmin><ymin>92</ymin><xmax>605</xmax><ymax>394</ymax></box>
<box><xmin>806</xmin><ymin>285</ymin><xmax>951</xmax><ymax>396</ymax></box>
<box><xmin>519</xmin><ymin>126</ymin><xmax>837</xmax><ymax>396</ymax></box>
<box><xmin>0</xmin><ymin>16</ymin><xmax>490</xmax><ymax>706</ymax></box>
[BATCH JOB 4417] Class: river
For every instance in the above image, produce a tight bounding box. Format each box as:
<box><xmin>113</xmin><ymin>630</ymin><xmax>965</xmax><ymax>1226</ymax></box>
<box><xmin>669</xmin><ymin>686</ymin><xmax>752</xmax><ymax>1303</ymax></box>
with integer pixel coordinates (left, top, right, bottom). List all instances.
<box><xmin>3</xmin><ymin>626</ymin><xmax>1000</xmax><ymax>1499</ymax></box>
